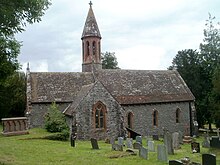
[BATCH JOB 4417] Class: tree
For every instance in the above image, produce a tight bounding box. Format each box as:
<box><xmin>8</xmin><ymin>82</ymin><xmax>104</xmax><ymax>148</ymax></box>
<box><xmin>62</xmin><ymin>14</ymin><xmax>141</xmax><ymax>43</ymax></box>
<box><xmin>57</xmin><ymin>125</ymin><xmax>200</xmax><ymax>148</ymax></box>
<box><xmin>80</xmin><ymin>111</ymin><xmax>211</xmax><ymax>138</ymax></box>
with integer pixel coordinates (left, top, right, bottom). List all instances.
<box><xmin>210</xmin><ymin>67</ymin><xmax>220</xmax><ymax>127</ymax></box>
<box><xmin>0</xmin><ymin>72</ymin><xmax>26</xmax><ymax>118</ymax></box>
<box><xmin>168</xmin><ymin>49</ymin><xmax>210</xmax><ymax>127</ymax></box>
<box><xmin>0</xmin><ymin>0</ymin><xmax>51</xmax><ymax>119</ymax></box>
<box><xmin>169</xmin><ymin>14</ymin><xmax>220</xmax><ymax>128</ymax></box>
<box><xmin>101</xmin><ymin>52</ymin><xmax>120</xmax><ymax>69</ymax></box>
<box><xmin>44</xmin><ymin>102</ymin><xmax>69</xmax><ymax>133</ymax></box>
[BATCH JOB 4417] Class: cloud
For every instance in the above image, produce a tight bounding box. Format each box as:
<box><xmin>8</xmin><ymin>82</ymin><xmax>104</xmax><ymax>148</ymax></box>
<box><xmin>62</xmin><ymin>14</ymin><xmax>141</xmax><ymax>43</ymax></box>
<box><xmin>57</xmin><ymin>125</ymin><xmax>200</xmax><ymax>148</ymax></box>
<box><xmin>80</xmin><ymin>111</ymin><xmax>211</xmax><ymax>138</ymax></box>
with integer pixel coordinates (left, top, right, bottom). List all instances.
<box><xmin>17</xmin><ymin>0</ymin><xmax>220</xmax><ymax>72</ymax></box>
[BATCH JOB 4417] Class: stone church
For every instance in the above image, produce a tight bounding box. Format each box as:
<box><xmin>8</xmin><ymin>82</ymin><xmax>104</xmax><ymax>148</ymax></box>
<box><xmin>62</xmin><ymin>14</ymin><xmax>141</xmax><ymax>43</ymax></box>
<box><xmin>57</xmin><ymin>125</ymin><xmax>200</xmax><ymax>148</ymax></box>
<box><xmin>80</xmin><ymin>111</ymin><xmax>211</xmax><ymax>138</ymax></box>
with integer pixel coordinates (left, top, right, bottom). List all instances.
<box><xmin>26</xmin><ymin>2</ymin><xmax>197</xmax><ymax>140</ymax></box>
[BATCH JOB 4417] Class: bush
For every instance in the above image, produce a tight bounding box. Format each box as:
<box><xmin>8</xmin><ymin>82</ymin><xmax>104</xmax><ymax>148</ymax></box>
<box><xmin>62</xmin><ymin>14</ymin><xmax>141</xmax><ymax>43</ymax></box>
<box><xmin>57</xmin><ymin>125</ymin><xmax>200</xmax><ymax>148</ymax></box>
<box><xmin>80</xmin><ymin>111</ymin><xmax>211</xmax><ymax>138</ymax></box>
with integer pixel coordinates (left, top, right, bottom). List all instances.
<box><xmin>44</xmin><ymin>102</ymin><xmax>69</xmax><ymax>133</ymax></box>
<box><xmin>43</xmin><ymin>130</ymin><xmax>69</xmax><ymax>141</ymax></box>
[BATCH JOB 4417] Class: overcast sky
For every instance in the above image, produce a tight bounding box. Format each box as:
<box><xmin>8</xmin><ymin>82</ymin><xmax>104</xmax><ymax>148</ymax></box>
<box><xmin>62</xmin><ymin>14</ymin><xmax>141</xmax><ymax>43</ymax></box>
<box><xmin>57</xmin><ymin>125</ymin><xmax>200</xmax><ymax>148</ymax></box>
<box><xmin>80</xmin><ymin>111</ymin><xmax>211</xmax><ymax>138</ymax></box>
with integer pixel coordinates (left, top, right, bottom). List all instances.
<box><xmin>16</xmin><ymin>0</ymin><xmax>220</xmax><ymax>72</ymax></box>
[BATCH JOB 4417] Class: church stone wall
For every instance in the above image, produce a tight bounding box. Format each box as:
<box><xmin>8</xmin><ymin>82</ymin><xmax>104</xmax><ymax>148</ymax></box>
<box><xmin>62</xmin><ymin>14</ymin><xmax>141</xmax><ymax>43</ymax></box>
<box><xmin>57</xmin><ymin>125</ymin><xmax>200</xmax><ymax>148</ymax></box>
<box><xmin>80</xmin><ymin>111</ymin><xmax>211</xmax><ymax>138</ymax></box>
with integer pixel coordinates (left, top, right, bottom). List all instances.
<box><xmin>75</xmin><ymin>81</ymin><xmax>124</xmax><ymax>140</ymax></box>
<box><xmin>28</xmin><ymin>103</ymin><xmax>70</xmax><ymax>128</ymax></box>
<box><xmin>123</xmin><ymin>102</ymin><xmax>192</xmax><ymax>136</ymax></box>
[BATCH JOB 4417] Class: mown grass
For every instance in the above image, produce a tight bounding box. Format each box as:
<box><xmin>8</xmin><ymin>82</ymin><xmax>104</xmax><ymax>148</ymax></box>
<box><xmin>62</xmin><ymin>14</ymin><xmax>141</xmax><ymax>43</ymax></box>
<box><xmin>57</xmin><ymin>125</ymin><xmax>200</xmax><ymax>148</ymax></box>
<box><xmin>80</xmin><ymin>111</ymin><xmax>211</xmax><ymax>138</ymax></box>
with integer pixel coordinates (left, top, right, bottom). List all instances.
<box><xmin>0</xmin><ymin>125</ymin><xmax>219</xmax><ymax>165</ymax></box>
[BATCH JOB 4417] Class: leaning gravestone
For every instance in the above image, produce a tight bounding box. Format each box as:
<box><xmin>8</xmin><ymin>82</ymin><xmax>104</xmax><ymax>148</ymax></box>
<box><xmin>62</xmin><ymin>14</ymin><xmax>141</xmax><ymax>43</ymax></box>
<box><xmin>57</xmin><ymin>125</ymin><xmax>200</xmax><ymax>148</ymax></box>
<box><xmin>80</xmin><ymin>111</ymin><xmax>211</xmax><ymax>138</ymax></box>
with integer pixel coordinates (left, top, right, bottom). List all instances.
<box><xmin>136</xmin><ymin>136</ymin><xmax>142</xmax><ymax>144</ymax></box>
<box><xmin>172</xmin><ymin>132</ymin><xmax>180</xmax><ymax>149</ymax></box>
<box><xmin>90</xmin><ymin>138</ymin><xmax>99</xmax><ymax>149</ymax></box>
<box><xmin>118</xmin><ymin>137</ymin><xmax>124</xmax><ymax>146</ymax></box>
<box><xmin>148</xmin><ymin>140</ymin><xmax>155</xmax><ymax>152</ymax></box>
<box><xmin>164</xmin><ymin>131</ymin><xmax>174</xmax><ymax>155</ymax></box>
<box><xmin>202</xmin><ymin>153</ymin><xmax>216</xmax><ymax>165</ymax></box>
<box><xmin>157</xmin><ymin>144</ymin><xmax>168</xmax><ymax>162</ymax></box>
<box><xmin>139</xmin><ymin>146</ymin><xmax>148</xmax><ymax>160</ymax></box>
<box><xmin>169</xmin><ymin>160</ymin><xmax>183</xmax><ymax>165</ymax></box>
<box><xmin>126</xmin><ymin>138</ymin><xmax>133</xmax><ymax>148</ymax></box>
<box><xmin>133</xmin><ymin>142</ymin><xmax>142</xmax><ymax>150</ymax></box>
<box><xmin>191</xmin><ymin>142</ymin><xmax>200</xmax><ymax>153</ymax></box>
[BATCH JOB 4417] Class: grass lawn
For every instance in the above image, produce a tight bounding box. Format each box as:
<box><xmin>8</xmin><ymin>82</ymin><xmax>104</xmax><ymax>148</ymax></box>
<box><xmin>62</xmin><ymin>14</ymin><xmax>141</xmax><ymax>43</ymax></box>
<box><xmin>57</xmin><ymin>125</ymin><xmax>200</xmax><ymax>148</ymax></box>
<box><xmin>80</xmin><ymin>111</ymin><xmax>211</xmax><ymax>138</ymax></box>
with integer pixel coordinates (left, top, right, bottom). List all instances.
<box><xmin>0</xmin><ymin>125</ymin><xmax>219</xmax><ymax>165</ymax></box>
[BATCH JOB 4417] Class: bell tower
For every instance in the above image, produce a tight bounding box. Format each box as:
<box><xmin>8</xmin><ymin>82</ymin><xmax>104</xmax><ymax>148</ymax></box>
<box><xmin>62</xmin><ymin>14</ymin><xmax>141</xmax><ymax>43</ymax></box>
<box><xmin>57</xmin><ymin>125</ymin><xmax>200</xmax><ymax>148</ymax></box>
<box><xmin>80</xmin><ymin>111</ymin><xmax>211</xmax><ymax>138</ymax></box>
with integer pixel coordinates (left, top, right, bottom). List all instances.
<box><xmin>81</xmin><ymin>1</ymin><xmax>102</xmax><ymax>72</ymax></box>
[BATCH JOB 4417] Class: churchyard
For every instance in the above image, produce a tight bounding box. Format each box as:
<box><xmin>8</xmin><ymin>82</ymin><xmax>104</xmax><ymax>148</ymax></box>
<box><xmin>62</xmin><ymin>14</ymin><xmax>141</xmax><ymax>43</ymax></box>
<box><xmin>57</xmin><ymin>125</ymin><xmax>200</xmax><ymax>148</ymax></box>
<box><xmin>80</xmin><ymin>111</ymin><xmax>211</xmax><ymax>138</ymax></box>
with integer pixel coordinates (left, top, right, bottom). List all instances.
<box><xmin>0</xmin><ymin>125</ymin><xmax>219</xmax><ymax>165</ymax></box>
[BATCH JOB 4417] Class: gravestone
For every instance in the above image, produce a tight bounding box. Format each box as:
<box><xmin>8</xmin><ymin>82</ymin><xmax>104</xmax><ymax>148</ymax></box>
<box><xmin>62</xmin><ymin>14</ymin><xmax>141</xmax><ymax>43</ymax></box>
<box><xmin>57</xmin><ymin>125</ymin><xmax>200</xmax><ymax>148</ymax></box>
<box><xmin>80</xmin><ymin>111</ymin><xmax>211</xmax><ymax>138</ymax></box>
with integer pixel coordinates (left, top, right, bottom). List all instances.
<box><xmin>210</xmin><ymin>136</ymin><xmax>220</xmax><ymax>149</ymax></box>
<box><xmin>90</xmin><ymin>138</ymin><xmax>99</xmax><ymax>149</ymax></box>
<box><xmin>148</xmin><ymin>140</ymin><xmax>155</xmax><ymax>152</ymax></box>
<box><xmin>126</xmin><ymin>138</ymin><xmax>133</xmax><ymax>148</ymax></box>
<box><xmin>172</xmin><ymin>132</ymin><xmax>180</xmax><ymax>149</ymax></box>
<box><xmin>118</xmin><ymin>137</ymin><xmax>124</xmax><ymax>146</ymax></box>
<box><xmin>178</xmin><ymin>131</ymin><xmax>183</xmax><ymax>144</ymax></box>
<box><xmin>133</xmin><ymin>142</ymin><xmax>142</xmax><ymax>150</ymax></box>
<box><xmin>70</xmin><ymin>123</ymin><xmax>77</xmax><ymax>147</ymax></box>
<box><xmin>152</xmin><ymin>134</ymin><xmax>159</xmax><ymax>140</ymax></box>
<box><xmin>164</xmin><ymin>130</ymin><xmax>174</xmax><ymax>155</ymax></box>
<box><xmin>202</xmin><ymin>132</ymin><xmax>210</xmax><ymax>148</ymax></box>
<box><xmin>139</xmin><ymin>146</ymin><xmax>148</xmax><ymax>160</ymax></box>
<box><xmin>169</xmin><ymin>160</ymin><xmax>183</xmax><ymax>165</ymax></box>
<box><xmin>112</xmin><ymin>144</ymin><xmax>123</xmax><ymax>151</ymax></box>
<box><xmin>191</xmin><ymin>142</ymin><xmax>200</xmax><ymax>153</ymax></box>
<box><xmin>157</xmin><ymin>144</ymin><xmax>168</xmax><ymax>162</ymax></box>
<box><xmin>202</xmin><ymin>153</ymin><xmax>216</xmax><ymax>165</ymax></box>
<box><xmin>110</xmin><ymin>138</ymin><xmax>115</xmax><ymax>144</ymax></box>
<box><xmin>136</xmin><ymin>136</ymin><xmax>142</xmax><ymax>144</ymax></box>
<box><xmin>216</xmin><ymin>128</ymin><xmax>220</xmax><ymax>138</ymax></box>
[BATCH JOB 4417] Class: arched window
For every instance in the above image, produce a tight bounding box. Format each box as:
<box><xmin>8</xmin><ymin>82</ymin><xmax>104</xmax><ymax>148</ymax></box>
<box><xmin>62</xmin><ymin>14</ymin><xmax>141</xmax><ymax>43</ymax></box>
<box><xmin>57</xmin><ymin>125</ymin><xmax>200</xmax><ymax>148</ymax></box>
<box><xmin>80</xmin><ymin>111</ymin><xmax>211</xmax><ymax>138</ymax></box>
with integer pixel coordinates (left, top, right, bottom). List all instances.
<box><xmin>153</xmin><ymin>110</ymin><xmax>158</xmax><ymax>126</ymax></box>
<box><xmin>176</xmin><ymin>108</ymin><xmax>180</xmax><ymax>123</ymax></box>
<box><xmin>82</xmin><ymin>42</ymin><xmax>85</xmax><ymax>60</ymax></box>
<box><xmin>92</xmin><ymin>41</ymin><xmax>96</xmax><ymax>56</ymax></box>
<box><xmin>93</xmin><ymin>101</ymin><xmax>106</xmax><ymax>129</ymax></box>
<box><xmin>127</xmin><ymin>112</ymin><xmax>133</xmax><ymax>129</ymax></box>
<box><xmin>86</xmin><ymin>41</ymin><xmax>90</xmax><ymax>56</ymax></box>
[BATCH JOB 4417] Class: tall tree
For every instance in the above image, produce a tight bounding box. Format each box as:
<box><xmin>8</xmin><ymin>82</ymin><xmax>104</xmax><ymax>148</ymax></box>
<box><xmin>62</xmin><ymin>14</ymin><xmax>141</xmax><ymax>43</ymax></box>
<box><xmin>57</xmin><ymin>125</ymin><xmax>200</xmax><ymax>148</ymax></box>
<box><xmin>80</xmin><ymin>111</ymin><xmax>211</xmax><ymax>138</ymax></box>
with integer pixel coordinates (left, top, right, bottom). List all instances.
<box><xmin>169</xmin><ymin>14</ymin><xmax>220</xmax><ymax>128</ymax></box>
<box><xmin>0</xmin><ymin>0</ymin><xmax>51</xmax><ymax>118</ymax></box>
<box><xmin>101</xmin><ymin>52</ymin><xmax>120</xmax><ymax>69</ymax></box>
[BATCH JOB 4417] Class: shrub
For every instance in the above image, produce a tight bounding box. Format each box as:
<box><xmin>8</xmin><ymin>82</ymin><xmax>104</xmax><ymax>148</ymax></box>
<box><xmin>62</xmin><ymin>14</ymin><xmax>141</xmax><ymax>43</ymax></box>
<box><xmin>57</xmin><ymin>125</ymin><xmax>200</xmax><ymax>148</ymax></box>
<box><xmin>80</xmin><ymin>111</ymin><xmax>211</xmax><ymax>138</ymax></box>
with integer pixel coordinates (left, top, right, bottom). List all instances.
<box><xmin>44</xmin><ymin>102</ymin><xmax>69</xmax><ymax>133</ymax></box>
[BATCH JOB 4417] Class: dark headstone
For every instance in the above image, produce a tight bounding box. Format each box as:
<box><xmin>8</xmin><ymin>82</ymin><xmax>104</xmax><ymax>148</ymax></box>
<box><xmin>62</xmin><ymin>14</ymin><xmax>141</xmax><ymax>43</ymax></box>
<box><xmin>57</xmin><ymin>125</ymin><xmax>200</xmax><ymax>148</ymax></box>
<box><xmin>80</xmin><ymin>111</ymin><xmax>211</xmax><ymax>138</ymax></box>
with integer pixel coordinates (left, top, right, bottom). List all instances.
<box><xmin>191</xmin><ymin>142</ymin><xmax>200</xmax><ymax>153</ymax></box>
<box><xmin>112</xmin><ymin>144</ymin><xmax>123</xmax><ymax>151</ymax></box>
<box><xmin>210</xmin><ymin>136</ymin><xmax>220</xmax><ymax>149</ymax></box>
<box><xmin>133</xmin><ymin>142</ymin><xmax>142</xmax><ymax>150</ymax></box>
<box><xmin>90</xmin><ymin>138</ymin><xmax>99</xmax><ymax>149</ymax></box>
<box><xmin>152</xmin><ymin>134</ymin><xmax>159</xmax><ymax>140</ymax></box>
<box><xmin>70</xmin><ymin>124</ymin><xmax>77</xmax><ymax>147</ymax></box>
<box><xmin>139</xmin><ymin>146</ymin><xmax>148</xmax><ymax>160</ymax></box>
<box><xmin>202</xmin><ymin>153</ymin><xmax>216</xmax><ymax>165</ymax></box>
<box><xmin>169</xmin><ymin>160</ymin><xmax>183</xmax><ymax>165</ymax></box>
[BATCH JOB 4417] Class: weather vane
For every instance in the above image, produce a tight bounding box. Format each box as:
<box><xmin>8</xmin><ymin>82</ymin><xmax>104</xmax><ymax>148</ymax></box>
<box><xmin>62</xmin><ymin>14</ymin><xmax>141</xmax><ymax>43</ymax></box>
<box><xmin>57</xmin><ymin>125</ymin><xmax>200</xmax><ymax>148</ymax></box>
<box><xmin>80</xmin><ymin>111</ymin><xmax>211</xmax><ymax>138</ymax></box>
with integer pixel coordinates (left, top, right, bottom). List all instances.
<box><xmin>89</xmin><ymin>1</ymin><xmax>93</xmax><ymax>7</ymax></box>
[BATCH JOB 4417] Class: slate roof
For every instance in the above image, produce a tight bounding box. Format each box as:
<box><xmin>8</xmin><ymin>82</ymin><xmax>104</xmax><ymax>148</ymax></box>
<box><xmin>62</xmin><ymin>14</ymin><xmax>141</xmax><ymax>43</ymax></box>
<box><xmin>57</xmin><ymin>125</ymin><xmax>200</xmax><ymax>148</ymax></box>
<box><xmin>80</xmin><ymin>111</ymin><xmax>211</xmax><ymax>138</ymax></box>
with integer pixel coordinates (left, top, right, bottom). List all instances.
<box><xmin>30</xmin><ymin>72</ymin><xmax>94</xmax><ymax>103</ymax></box>
<box><xmin>81</xmin><ymin>5</ymin><xmax>101</xmax><ymax>39</ymax></box>
<box><xmin>96</xmin><ymin>69</ymin><xmax>195</xmax><ymax>104</ymax></box>
<box><xmin>29</xmin><ymin>69</ymin><xmax>195</xmax><ymax>105</ymax></box>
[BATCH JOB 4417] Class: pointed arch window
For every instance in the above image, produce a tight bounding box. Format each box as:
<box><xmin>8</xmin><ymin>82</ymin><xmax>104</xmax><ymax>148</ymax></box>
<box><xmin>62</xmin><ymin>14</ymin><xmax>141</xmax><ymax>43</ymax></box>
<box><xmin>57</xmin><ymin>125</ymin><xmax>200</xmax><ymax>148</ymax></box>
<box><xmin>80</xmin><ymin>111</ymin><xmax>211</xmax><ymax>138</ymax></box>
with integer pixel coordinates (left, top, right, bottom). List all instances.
<box><xmin>176</xmin><ymin>108</ymin><xmax>181</xmax><ymax>123</ymax></box>
<box><xmin>92</xmin><ymin>41</ymin><xmax>96</xmax><ymax>56</ymax></box>
<box><xmin>93</xmin><ymin>101</ymin><xmax>106</xmax><ymax>129</ymax></box>
<box><xmin>127</xmin><ymin>112</ymin><xmax>133</xmax><ymax>129</ymax></box>
<box><xmin>153</xmin><ymin>110</ymin><xmax>158</xmax><ymax>126</ymax></box>
<box><xmin>86</xmin><ymin>41</ymin><xmax>90</xmax><ymax>56</ymax></box>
